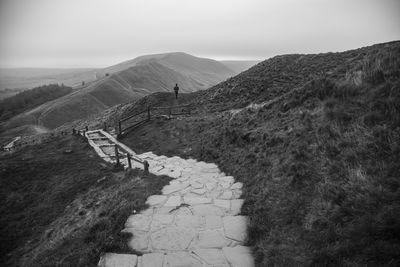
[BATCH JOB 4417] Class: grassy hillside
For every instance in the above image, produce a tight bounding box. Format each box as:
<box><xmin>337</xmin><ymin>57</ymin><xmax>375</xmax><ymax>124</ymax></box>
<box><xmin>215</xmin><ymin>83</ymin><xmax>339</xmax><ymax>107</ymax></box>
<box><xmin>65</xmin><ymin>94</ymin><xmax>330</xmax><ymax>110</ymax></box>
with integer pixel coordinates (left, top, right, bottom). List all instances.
<box><xmin>0</xmin><ymin>134</ymin><xmax>170</xmax><ymax>267</ymax></box>
<box><xmin>100</xmin><ymin>52</ymin><xmax>235</xmax><ymax>88</ymax></box>
<box><xmin>114</xmin><ymin>41</ymin><xmax>400</xmax><ymax>266</ymax></box>
<box><xmin>0</xmin><ymin>84</ymin><xmax>72</xmax><ymax>123</ymax></box>
<box><xmin>111</xmin><ymin>62</ymin><xmax>205</xmax><ymax>93</ymax></box>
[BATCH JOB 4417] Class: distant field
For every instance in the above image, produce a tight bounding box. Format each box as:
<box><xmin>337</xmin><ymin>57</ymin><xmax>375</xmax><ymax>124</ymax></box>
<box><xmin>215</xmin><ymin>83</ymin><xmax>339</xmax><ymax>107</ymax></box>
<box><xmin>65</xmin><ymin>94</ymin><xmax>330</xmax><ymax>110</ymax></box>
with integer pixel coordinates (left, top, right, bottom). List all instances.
<box><xmin>0</xmin><ymin>88</ymin><xmax>26</xmax><ymax>100</ymax></box>
<box><xmin>0</xmin><ymin>68</ymin><xmax>98</xmax><ymax>91</ymax></box>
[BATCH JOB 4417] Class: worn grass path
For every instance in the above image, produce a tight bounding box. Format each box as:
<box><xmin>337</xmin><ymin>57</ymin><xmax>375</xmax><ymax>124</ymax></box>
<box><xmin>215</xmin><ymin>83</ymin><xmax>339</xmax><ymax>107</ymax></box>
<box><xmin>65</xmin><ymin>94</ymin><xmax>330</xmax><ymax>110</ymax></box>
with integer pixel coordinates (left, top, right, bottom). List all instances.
<box><xmin>85</xmin><ymin>129</ymin><xmax>254</xmax><ymax>267</ymax></box>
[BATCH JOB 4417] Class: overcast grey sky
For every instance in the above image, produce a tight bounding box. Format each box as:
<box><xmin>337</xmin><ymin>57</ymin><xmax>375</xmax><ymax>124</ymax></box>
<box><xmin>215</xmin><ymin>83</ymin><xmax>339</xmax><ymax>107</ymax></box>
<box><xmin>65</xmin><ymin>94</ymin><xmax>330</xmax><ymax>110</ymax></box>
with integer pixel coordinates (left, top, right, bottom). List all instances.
<box><xmin>0</xmin><ymin>0</ymin><xmax>399</xmax><ymax>68</ymax></box>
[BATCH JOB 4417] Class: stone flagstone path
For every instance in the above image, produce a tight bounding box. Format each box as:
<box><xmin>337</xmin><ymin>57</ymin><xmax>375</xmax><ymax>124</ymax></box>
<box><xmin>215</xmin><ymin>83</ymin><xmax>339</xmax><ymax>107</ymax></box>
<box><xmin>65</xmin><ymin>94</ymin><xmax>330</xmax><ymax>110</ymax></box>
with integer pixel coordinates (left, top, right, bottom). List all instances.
<box><xmin>85</xmin><ymin>130</ymin><xmax>254</xmax><ymax>267</ymax></box>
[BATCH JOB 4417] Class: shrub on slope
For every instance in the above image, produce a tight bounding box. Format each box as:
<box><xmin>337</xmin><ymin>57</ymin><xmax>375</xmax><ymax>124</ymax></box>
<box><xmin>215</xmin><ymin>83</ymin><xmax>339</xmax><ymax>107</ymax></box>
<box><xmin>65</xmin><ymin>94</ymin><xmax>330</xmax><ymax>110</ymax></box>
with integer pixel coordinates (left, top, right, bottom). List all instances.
<box><xmin>0</xmin><ymin>84</ymin><xmax>72</xmax><ymax>122</ymax></box>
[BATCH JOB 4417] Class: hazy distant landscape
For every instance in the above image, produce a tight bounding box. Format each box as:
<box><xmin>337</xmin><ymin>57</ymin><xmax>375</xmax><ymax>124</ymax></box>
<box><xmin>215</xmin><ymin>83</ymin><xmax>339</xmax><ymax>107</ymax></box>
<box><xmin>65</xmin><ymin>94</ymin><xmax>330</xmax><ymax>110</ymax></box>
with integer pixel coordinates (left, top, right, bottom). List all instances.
<box><xmin>0</xmin><ymin>52</ymin><xmax>250</xmax><ymax>137</ymax></box>
<box><xmin>0</xmin><ymin>55</ymin><xmax>258</xmax><ymax>134</ymax></box>
<box><xmin>0</xmin><ymin>59</ymin><xmax>257</xmax><ymax>96</ymax></box>
<box><xmin>0</xmin><ymin>68</ymin><xmax>98</xmax><ymax>91</ymax></box>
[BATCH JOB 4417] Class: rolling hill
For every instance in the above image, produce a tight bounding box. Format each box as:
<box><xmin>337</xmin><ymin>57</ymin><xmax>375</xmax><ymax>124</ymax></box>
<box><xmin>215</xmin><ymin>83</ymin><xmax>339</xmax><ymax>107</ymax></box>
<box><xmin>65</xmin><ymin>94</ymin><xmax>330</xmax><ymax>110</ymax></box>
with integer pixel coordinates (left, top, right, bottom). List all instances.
<box><xmin>1</xmin><ymin>52</ymin><xmax>236</xmax><ymax>131</ymax></box>
<box><xmin>98</xmin><ymin>52</ymin><xmax>235</xmax><ymax>89</ymax></box>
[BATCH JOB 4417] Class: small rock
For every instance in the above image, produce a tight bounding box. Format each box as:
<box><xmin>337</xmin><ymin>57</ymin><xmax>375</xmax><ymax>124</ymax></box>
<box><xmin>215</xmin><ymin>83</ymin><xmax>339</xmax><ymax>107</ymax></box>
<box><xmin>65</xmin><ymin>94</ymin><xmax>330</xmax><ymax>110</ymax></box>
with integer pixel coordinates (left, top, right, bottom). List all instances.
<box><xmin>231</xmin><ymin>182</ymin><xmax>243</xmax><ymax>189</ymax></box>
<box><xmin>96</xmin><ymin>176</ymin><xmax>107</xmax><ymax>183</ymax></box>
<box><xmin>98</xmin><ymin>253</ymin><xmax>138</xmax><ymax>267</ymax></box>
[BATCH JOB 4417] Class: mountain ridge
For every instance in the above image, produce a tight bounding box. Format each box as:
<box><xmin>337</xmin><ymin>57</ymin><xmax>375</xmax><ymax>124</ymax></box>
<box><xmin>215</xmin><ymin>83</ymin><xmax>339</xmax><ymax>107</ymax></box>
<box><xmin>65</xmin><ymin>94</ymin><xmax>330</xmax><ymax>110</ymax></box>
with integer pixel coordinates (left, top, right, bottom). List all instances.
<box><xmin>0</xmin><ymin>52</ymin><xmax>235</xmax><ymax>131</ymax></box>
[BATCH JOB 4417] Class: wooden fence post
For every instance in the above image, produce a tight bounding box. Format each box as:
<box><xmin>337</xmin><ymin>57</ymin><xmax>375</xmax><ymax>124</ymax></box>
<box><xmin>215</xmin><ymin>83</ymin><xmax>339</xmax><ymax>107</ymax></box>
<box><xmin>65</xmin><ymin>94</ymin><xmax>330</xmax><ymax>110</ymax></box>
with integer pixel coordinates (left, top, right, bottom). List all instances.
<box><xmin>118</xmin><ymin>121</ymin><xmax>122</xmax><ymax>136</ymax></box>
<box><xmin>115</xmin><ymin>144</ymin><xmax>120</xmax><ymax>166</ymax></box>
<box><xmin>143</xmin><ymin>160</ymin><xmax>149</xmax><ymax>176</ymax></box>
<box><xmin>127</xmin><ymin>153</ymin><xmax>132</xmax><ymax>169</ymax></box>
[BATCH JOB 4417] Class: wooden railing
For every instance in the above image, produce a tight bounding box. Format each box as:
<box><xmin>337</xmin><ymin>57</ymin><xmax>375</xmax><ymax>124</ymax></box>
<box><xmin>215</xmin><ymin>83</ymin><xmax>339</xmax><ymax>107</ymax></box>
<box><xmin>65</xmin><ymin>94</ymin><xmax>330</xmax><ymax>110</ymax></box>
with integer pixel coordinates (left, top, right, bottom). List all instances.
<box><xmin>111</xmin><ymin>143</ymin><xmax>149</xmax><ymax>174</ymax></box>
<box><xmin>118</xmin><ymin>107</ymin><xmax>151</xmax><ymax>137</ymax></box>
<box><xmin>118</xmin><ymin>104</ymin><xmax>192</xmax><ymax>137</ymax></box>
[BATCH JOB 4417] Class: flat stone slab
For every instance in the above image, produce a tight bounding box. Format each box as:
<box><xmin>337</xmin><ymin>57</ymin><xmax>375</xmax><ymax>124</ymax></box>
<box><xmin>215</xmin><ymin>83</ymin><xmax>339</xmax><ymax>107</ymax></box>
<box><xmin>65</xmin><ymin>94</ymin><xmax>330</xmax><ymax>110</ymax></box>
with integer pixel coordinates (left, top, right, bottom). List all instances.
<box><xmin>150</xmin><ymin>214</ymin><xmax>174</xmax><ymax>230</ymax></box>
<box><xmin>190</xmin><ymin>181</ymin><xmax>204</xmax><ymax>189</ymax></box>
<box><xmin>183</xmin><ymin>196</ymin><xmax>212</xmax><ymax>205</ymax></box>
<box><xmin>98</xmin><ymin>253</ymin><xmax>137</xmax><ymax>267</ymax></box>
<box><xmin>164</xmin><ymin>196</ymin><xmax>182</xmax><ymax>207</ymax></box>
<box><xmin>191</xmin><ymin>188</ymin><xmax>207</xmax><ymax>195</ymax></box>
<box><xmin>175</xmin><ymin>215</ymin><xmax>204</xmax><ymax>228</ymax></box>
<box><xmin>192</xmin><ymin>204</ymin><xmax>224</xmax><ymax>216</ymax></box>
<box><xmin>128</xmin><ymin>231</ymin><xmax>149</xmax><ymax>251</ymax></box>
<box><xmin>230</xmin><ymin>199</ymin><xmax>244</xmax><ymax>215</ymax></box>
<box><xmin>150</xmin><ymin>226</ymin><xmax>196</xmax><ymax>251</ymax></box>
<box><xmin>125</xmin><ymin>214</ymin><xmax>152</xmax><ymax>231</ymax></box>
<box><xmin>205</xmin><ymin>215</ymin><xmax>223</xmax><ymax>229</ymax></box>
<box><xmin>193</xmin><ymin>249</ymin><xmax>230</xmax><ymax>266</ymax></box>
<box><xmin>219</xmin><ymin>191</ymin><xmax>233</xmax><ymax>200</ymax></box>
<box><xmin>141</xmin><ymin>253</ymin><xmax>164</xmax><ymax>267</ymax></box>
<box><xmin>154</xmin><ymin>206</ymin><xmax>176</xmax><ymax>214</ymax></box>
<box><xmin>164</xmin><ymin>251</ymin><xmax>202</xmax><ymax>267</ymax></box>
<box><xmin>223</xmin><ymin>216</ymin><xmax>248</xmax><ymax>242</ymax></box>
<box><xmin>205</xmin><ymin>182</ymin><xmax>217</xmax><ymax>190</ymax></box>
<box><xmin>223</xmin><ymin>246</ymin><xmax>255</xmax><ymax>267</ymax></box>
<box><xmin>162</xmin><ymin>182</ymin><xmax>190</xmax><ymax>195</ymax></box>
<box><xmin>169</xmin><ymin>180</ymin><xmax>182</xmax><ymax>186</ymax></box>
<box><xmin>214</xmin><ymin>199</ymin><xmax>231</xmax><ymax>210</ymax></box>
<box><xmin>146</xmin><ymin>195</ymin><xmax>167</xmax><ymax>206</ymax></box>
<box><xmin>198</xmin><ymin>229</ymin><xmax>231</xmax><ymax>248</ymax></box>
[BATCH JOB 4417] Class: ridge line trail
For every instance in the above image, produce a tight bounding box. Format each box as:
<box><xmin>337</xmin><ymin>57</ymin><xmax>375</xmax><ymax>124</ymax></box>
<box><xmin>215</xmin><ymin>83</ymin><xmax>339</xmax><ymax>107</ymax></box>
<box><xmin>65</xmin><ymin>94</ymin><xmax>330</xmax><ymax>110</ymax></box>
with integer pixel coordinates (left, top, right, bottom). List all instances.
<box><xmin>85</xmin><ymin>130</ymin><xmax>255</xmax><ymax>267</ymax></box>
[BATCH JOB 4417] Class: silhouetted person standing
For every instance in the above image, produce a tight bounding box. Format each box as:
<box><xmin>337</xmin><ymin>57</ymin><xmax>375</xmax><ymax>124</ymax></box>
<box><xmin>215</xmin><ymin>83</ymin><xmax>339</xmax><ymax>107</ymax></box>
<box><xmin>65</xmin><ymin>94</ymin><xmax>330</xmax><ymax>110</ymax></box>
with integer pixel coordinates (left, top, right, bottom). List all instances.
<box><xmin>174</xmin><ymin>83</ymin><xmax>179</xmax><ymax>99</ymax></box>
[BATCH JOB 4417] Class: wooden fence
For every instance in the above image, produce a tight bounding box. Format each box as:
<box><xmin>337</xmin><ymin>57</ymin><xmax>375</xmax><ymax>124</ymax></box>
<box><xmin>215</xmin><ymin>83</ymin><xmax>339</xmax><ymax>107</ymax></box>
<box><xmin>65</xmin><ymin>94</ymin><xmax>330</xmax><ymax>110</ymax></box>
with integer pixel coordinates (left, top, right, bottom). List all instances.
<box><xmin>118</xmin><ymin>104</ymin><xmax>191</xmax><ymax>137</ymax></box>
